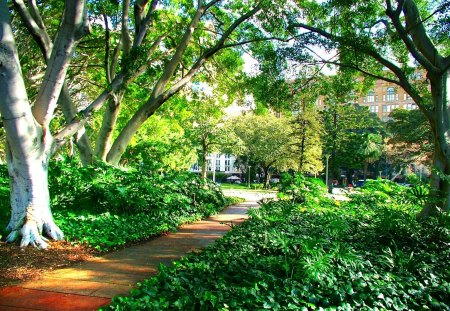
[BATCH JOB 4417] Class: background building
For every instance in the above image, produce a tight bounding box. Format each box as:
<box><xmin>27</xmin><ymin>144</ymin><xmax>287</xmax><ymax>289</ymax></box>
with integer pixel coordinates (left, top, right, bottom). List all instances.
<box><xmin>316</xmin><ymin>76</ymin><xmax>421</xmax><ymax>121</ymax></box>
<box><xmin>190</xmin><ymin>153</ymin><xmax>241</xmax><ymax>177</ymax></box>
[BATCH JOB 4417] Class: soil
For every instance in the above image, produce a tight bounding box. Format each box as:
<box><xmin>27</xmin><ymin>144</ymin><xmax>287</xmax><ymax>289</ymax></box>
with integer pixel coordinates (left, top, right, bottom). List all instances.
<box><xmin>0</xmin><ymin>240</ymin><xmax>97</xmax><ymax>288</ymax></box>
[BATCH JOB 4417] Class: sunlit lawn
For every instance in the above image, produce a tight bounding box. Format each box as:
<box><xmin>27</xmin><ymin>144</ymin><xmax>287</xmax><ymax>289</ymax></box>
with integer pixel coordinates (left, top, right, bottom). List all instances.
<box><xmin>220</xmin><ymin>183</ymin><xmax>276</xmax><ymax>191</ymax></box>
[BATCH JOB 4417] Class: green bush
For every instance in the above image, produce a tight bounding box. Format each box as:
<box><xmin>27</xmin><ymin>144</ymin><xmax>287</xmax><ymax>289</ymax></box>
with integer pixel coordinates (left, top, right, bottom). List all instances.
<box><xmin>277</xmin><ymin>173</ymin><xmax>327</xmax><ymax>204</ymax></box>
<box><xmin>106</xmin><ymin>175</ymin><xmax>450</xmax><ymax>310</ymax></box>
<box><xmin>1</xmin><ymin>158</ymin><xmax>232</xmax><ymax>251</ymax></box>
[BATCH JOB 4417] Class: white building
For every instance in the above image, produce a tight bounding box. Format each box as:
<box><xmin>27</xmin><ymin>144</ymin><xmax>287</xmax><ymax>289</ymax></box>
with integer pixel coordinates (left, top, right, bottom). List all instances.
<box><xmin>190</xmin><ymin>153</ymin><xmax>241</xmax><ymax>176</ymax></box>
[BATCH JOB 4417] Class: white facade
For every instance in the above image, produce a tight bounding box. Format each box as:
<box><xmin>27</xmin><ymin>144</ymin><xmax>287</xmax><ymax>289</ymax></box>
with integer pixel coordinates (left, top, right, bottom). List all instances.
<box><xmin>190</xmin><ymin>153</ymin><xmax>241</xmax><ymax>174</ymax></box>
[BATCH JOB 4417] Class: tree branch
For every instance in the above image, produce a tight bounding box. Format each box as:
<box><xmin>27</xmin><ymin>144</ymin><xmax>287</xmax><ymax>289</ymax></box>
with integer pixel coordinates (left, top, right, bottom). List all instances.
<box><xmin>133</xmin><ymin>0</ymin><xmax>159</xmax><ymax>47</ymax></box>
<box><xmin>32</xmin><ymin>0</ymin><xmax>89</xmax><ymax>127</ymax></box>
<box><xmin>121</xmin><ymin>0</ymin><xmax>131</xmax><ymax>55</ymax></box>
<box><xmin>386</xmin><ymin>0</ymin><xmax>442</xmax><ymax>74</ymax></box>
<box><xmin>13</xmin><ymin>0</ymin><xmax>52</xmax><ymax>60</ymax></box>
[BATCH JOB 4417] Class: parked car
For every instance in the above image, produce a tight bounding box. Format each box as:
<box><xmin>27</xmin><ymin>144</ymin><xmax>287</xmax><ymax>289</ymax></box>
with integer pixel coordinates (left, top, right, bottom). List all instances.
<box><xmin>355</xmin><ymin>180</ymin><xmax>365</xmax><ymax>187</ymax></box>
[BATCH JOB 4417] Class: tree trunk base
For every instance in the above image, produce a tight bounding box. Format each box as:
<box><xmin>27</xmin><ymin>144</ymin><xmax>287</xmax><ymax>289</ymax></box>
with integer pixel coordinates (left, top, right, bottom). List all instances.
<box><xmin>6</xmin><ymin>219</ymin><xmax>64</xmax><ymax>249</ymax></box>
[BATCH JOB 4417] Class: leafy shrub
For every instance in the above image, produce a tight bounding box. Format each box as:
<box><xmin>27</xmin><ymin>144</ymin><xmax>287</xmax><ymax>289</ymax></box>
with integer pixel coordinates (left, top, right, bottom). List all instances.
<box><xmin>1</xmin><ymin>159</ymin><xmax>232</xmax><ymax>251</ymax></box>
<box><xmin>106</xmin><ymin>175</ymin><xmax>450</xmax><ymax>310</ymax></box>
<box><xmin>278</xmin><ymin>173</ymin><xmax>327</xmax><ymax>203</ymax></box>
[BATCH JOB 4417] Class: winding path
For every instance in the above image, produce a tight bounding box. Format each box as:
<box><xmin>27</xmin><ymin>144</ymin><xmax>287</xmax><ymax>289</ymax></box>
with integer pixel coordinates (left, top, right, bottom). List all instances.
<box><xmin>0</xmin><ymin>190</ymin><xmax>275</xmax><ymax>311</ymax></box>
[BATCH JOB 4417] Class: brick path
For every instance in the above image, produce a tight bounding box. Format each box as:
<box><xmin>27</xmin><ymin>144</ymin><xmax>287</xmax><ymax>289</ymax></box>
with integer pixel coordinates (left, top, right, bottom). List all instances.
<box><xmin>0</xmin><ymin>191</ymin><xmax>274</xmax><ymax>311</ymax></box>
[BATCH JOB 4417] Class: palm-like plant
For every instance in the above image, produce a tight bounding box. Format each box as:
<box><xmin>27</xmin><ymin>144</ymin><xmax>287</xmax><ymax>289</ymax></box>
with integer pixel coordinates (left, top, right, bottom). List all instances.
<box><xmin>361</xmin><ymin>133</ymin><xmax>384</xmax><ymax>180</ymax></box>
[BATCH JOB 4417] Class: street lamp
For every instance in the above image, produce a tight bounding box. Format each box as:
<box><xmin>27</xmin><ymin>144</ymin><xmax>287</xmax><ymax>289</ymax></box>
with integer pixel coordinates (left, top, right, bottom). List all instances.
<box><xmin>248</xmin><ymin>166</ymin><xmax>251</xmax><ymax>188</ymax></box>
<box><xmin>325</xmin><ymin>154</ymin><xmax>331</xmax><ymax>191</ymax></box>
<box><xmin>212</xmin><ymin>153</ymin><xmax>216</xmax><ymax>182</ymax></box>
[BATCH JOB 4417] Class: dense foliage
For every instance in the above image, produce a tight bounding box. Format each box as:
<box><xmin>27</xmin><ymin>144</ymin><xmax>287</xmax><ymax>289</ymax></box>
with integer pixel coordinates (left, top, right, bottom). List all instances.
<box><xmin>0</xmin><ymin>159</ymin><xmax>235</xmax><ymax>252</ymax></box>
<box><xmin>107</xmin><ymin>176</ymin><xmax>449</xmax><ymax>310</ymax></box>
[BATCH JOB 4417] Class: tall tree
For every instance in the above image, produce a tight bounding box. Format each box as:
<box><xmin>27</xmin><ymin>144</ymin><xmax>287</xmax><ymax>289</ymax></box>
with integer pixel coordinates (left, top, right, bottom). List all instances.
<box><xmin>288</xmin><ymin>0</ymin><xmax>450</xmax><ymax>215</ymax></box>
<box><xmin>292</xmin><ymin>108</ymin><xmax>324</xmax><ymax>175</ymax></box>
<box><xmin>386</xmin><ymin>108</ymin><xmax>433</xmax><ymax>166</ymax></box>
<box><xmin>184</xmin><ymin>95</ymin><xmax>229</xmax><ymax>179</ymax></box>
<box><xmin>321</xmin><ymin>101</ymin><xmax>384</xmax><ymax>188</ymax></box>
<box><xmin>2</xmin><ymin>0</ymin><xmax>269</xmax><ymax>247</ymax></box>
<box><xmin>232</xmin><ymin>114</ymin><xmax>297</xmax><ymax>188</ymax></box>
<box><xmin>0</xmin><ymin>0</ymin><xmax>89</xmax><ymax>248</ymax></box>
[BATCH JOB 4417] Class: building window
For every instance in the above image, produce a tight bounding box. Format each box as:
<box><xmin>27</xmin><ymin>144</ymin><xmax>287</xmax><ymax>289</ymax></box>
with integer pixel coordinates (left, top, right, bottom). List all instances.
<box><xmin>406</xmin><ymin>103</ymin><xmax>417</xmax><ymax>110</ymax></box>
<box><xmin>383</xmin><ymin>95</ymin><xmax>386</xmax><ymax>101</ymax></box>
<box><xmin>403</xmin><ymin>93</ymin><xmax>407</xmax><ymax>100</ymax></box>
<box><xmin>225</xmin><ymin>159</ymin><xmax>231</xmax><ymax>172</ymax></box>
<box><xmin>225</xmin><ymin>154</ymin><xmax>231</xmax><ymax>159</ymax></box>
<box><xmin>370</xmin><ymin>105</ymin><xmax>378</xmax><ymax>113</ymax></box>
<box><xmin>215</xmin><ymin>158</ymin><xmax>220</xmax><ymax>171</ymax></box>
<box><xmin>367</xmin><ymin>91</ymin><xmax>375</xmax><ymax>103</ymax></box>
<box><xmin>382</xmin><ymin>104</ymin><xmax>399</xmax><ymax>114</ymax></box>
<box><xmin>387</xmin><ymin>87</ymin><xmax>395</xmax><ymax>101</ymax></box>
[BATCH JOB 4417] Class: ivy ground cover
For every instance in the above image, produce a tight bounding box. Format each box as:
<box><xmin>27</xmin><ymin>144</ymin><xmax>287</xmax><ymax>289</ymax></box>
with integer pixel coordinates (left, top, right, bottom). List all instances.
<box><xmin>0</xmin><ymin>159</ymin><xmax>239</xmax><ymax>252</ymax></box>
<box><xmin>106</xmin><ymin>176</ymin><xmax>449</xmax><ymax>310</ymax></box>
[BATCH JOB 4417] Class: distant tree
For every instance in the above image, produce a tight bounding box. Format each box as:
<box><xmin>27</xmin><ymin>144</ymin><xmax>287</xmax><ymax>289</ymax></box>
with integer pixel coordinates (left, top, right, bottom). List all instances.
<box><xmin>360</xmin><ymin>133</ymin><xmax>384</xmax><ymax>180</ymax></box>
<box><xmin>387</xmin><ymin>108</ymin><xmax>433</xmax><ymax>166</ymax></box>
<box><xmin>232</xmin><ymin>114</ymin><xmax>297</xmax><ymax>188</ymax></box>
<box><xmin>287</xmin><ymin>0</ymin><xmax>450</xmax><ymax>215</ymax></box>
<box><xmin>318</xmin><ymin>74</ymin><xmax>384</xmax><ymax>188</ymax></box>
<box><xmin>321</xmin><ymin>102</ymin><xmax>384</xmax><ymax>187</ymax></box>
<box><xmin>185</xmin><ymin>110</ymin><xmax>227</xmax><ymax>180</ymax></box>
<box><xmin>291</xmin><ymin>104</ymin><xmax>324</xmax><ymax>175</ymax></box>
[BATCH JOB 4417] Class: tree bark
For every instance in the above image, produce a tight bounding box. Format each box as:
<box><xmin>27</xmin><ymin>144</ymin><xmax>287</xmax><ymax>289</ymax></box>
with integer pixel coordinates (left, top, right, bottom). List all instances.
<box><xmin>58</xmin><ymin>84</ymin><xmax>93</xmax><ymax>165</ymax></box>
<box><xmin>94</xmin><ymin>92</ymin><xmax>123</xmax><ymax>161</ymax></box>
<box><xmin>201</xmin><ymin>141</ymin><xmax>208</xmax><ymax>179</ymax></box>
<box><xmin>13</xmin><ymin>0</ymin><xmax>93</xmax><ymax>165</ymax></box>
<box><xmin>419</xmin><ymin>71</ymin><xmax>450</xmax><ymax>217</ymax></box>
<box><xmin>0</xmin><ymin>0</ymin><xmax>87</xmax><ymax>247</ymax></box>
<box><xmin>363</xmin><ymin>161</ymin><xmax>368</xmax><ymax>181</ymax></box>
<box><xmin>262</xmin><ymin>166</ymin><xmax>271</xmax><ymax>189</ymax></box>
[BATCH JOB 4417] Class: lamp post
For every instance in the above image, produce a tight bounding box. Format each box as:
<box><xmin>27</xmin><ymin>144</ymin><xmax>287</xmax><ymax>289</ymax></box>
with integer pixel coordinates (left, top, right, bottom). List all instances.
<box><xmin>248</xmin><ymin>166</ymin><xmax>251</xmax><ymax>188</ymax></box>
<box><xmin>325</xmin><ymin>154</ymin><xmax>330</xmax><ymax>191</ymax></box>
<box><xmin>212</xmin><ymin>153</ymin><xmax>216</xmax><ymax>182</ymax></box>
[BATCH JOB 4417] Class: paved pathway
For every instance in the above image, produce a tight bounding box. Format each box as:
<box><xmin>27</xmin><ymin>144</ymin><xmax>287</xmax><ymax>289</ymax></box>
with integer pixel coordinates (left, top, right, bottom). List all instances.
<box><xmin>0</xmin><ymin>190</ymin><xmax>275</xmax><ymax>311</ymax></box>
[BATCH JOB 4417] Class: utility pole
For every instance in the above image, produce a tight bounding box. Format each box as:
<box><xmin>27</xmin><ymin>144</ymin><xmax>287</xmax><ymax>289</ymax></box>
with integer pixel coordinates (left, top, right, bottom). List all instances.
<box><xmin>248</xmin><ymin>165</ymin><xmax>251</xmax><ymax>188</ymax></box>
<box><xmin>325</xmin><ymin>154</ymin><xmax>331</xmax><ymax>191</ymax></box>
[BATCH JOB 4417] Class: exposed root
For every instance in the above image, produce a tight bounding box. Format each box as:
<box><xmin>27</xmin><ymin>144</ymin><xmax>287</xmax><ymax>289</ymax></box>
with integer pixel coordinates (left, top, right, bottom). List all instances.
<box><xmin>44</xmin><ymin>221</ymin><xmax>64</xmax><ymax>240</ymax></box>
<box><xmin>20</xmin><ymin>221</ymin><xmax>49</xmax><ymax>249</ymax></box>
<box><xmin>6</xmin><ymin>230</ymin><xmax>20</xmax><ymax>243</ymax></box>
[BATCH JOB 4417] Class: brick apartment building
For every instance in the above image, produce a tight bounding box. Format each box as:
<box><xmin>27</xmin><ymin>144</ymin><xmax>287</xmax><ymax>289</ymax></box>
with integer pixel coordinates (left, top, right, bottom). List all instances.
<box><xmin>316</xmin><ymin>75</ymin><xmax>421</xmax><ymax>121</ymax></box>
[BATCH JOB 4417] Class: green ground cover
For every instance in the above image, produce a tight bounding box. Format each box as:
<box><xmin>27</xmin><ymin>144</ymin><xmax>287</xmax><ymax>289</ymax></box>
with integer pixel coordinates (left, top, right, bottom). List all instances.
<box><xmin>0</xmin><ymin>159</ymin><xmax>239</xmax><ymax>252</ymax></box>
<box><xmin>107</xmin><ymin>175</ymin><xmax>449</xmax><ymax>310</ymax></box>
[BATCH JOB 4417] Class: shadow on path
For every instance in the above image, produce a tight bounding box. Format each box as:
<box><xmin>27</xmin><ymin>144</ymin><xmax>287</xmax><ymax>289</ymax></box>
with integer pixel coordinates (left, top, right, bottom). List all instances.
<box><xmin>0</xmin><ymin>191</ymin><xmax>273</xmax><ymax>311</ymax></box>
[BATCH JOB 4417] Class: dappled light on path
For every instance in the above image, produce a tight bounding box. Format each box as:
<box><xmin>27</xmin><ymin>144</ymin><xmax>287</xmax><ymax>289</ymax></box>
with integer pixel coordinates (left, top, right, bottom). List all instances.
<box><xmin>0</xmin><ymin>192</ymin><xmax>269</xmax><ymax>310</ymax></box>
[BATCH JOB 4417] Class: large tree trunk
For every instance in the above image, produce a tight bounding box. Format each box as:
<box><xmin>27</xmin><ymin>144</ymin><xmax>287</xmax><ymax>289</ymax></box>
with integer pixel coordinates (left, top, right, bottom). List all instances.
<box><xmin>201</xmin><ymin>142</ymin><xmax>207</xmax><ymax>179</ymax></box>
<box><xmin>419</xmin><ymin>71</ymin><xmax>450</xmax><ymax>217</ymax></box>
<box><xmin>94</xmin><ymin>93</ymin><xmax>123</xmax><ymax>161</ymax></box>
<box><xmin>58</xmin><ymin>84</ymin><xmax>93</xmax><ymax>165</ymax></box>
<box><xmin>5</xmin><ymin>133</ymin><xmax>63</xmax><ymax>248</ymax></box>
<box><xmin>0</xmin><ymin>4</ymin><xmax>63</xmax><ymax>247</ymax></box>
<box><xmin>0</xmin><ymin>0</ymin><xmax>87</xmax><ymax>247</ymax></box>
